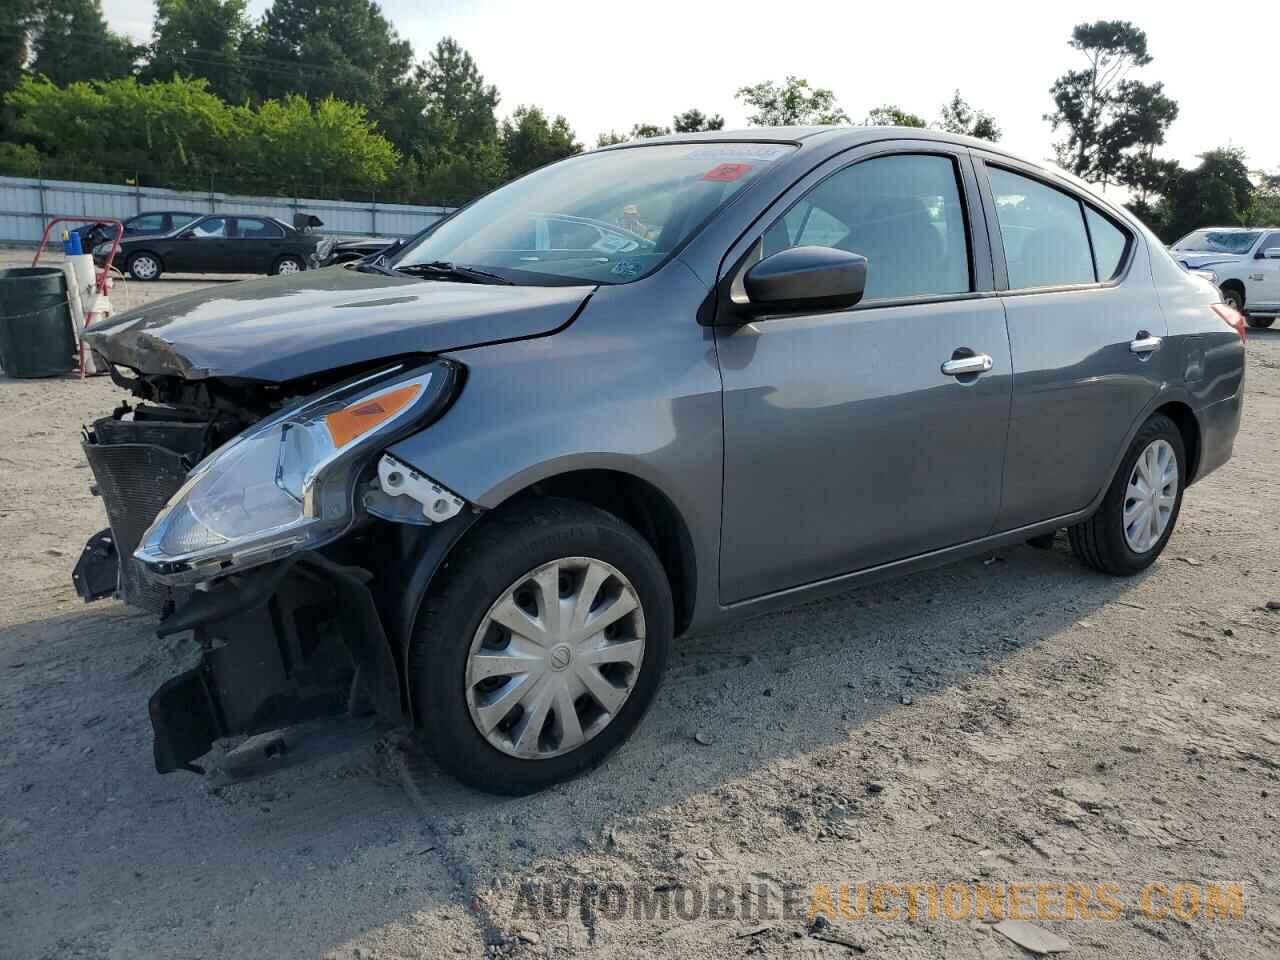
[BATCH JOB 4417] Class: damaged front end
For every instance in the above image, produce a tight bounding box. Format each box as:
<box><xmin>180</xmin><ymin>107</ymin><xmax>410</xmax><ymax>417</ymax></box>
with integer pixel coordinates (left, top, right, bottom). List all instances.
<box><xmin>76</xmin><ymin>358</ymin><xmax>475</xmax><ymax>775</ymax></box>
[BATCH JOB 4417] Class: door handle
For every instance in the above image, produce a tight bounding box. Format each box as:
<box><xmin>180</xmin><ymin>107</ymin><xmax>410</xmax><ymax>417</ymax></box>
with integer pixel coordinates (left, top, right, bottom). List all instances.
<box><xmin>941</xmin><ymin>353</ymin><xmax>994</xmax><ymax>376</ymax></box>
<box><xmin>1129</xmin><ymin>333</ymin><xmax>1163</xmax><ymax>355</ymax></box>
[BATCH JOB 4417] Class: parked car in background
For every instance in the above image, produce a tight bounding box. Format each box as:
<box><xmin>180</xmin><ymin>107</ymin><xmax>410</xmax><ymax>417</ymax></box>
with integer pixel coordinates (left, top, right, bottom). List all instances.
<box><xmin>75</xmin><ymin>128</ymin><xmax>1245</xmax><ymax>795</ymax></box>
<box><xmin>329</xmin><ymin>235</ymin><xmax>404</xmax><ymax>264</ymax></box>
<box><xmin>1171</xmin><ymin>226</ymin><xmax>1280</xmax><ymax>328</ymax></box>
<box><xmin>74</xmin><ymin>211</ymin><xmax>202</xmax><ymax>250</ymax></box>
<box><xmin>95</xmin><ymin>214</ymin><xmax>336</xmax><ymax>280</ymax></box>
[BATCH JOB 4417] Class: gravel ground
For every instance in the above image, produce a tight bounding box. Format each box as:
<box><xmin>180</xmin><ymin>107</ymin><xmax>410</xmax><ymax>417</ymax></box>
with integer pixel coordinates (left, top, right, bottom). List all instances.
<box><xmin>1</xmin><ymin>271</ymin><xmax>1278</xmax><ymax>959</ymax></box>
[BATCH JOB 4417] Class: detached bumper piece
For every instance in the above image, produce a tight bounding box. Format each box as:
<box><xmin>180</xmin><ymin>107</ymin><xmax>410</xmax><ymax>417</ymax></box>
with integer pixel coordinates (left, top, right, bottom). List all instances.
<box><xmin>78</xmin><ymin>408</ymin><xmax>207</xmax><ymax>612</ymax></box>
<box><xmin>151</xmin><ymin>556</ymin><xmax>404</xmax><ymax>774</ymax></box>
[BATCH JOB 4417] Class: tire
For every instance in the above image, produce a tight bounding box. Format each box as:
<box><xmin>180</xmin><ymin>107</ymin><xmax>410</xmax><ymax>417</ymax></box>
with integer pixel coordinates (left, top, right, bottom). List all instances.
<box><xmin>1246</xmin><ymin>316</ymin><xmax>1275</xmax><ymax>329</ymax></box>
<box><xmin>1221</xmin><ymin>286</ymin><xmax>1244</xmax><ymax>311</ymax></box>
<box><xmin>1068</xmin><ymin>414</ymin><xmax>1185</xmax><ymax>576</ymax></box>
<box><xmin>271</xmin><ymin>255</ymin><xmax>305</xmax><ymax>276</ymax></box>
<box><xmin>408</xmin><ymin>497</ymin><xmax>673</xmax><ymax>794</ymax></box>
<box><xmin>127</xmin><ymin>252</ymin><xmax>162</xmax><ymax>281</ymax></box>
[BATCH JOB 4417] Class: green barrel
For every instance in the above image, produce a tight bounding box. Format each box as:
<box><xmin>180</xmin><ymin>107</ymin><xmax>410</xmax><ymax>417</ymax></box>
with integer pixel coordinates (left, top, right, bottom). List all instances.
<box><xmin>0</xmin><ymin>267</ymin><xmax>77</xmax><ymax>378</ymax></box>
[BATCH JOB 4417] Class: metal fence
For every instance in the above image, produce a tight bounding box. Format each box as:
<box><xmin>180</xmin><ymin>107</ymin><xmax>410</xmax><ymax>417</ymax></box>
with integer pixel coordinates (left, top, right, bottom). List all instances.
<box><xmin>0</xmin><ymin>174</ymin><xmax>454</xmax><ymax>245</ymax></box>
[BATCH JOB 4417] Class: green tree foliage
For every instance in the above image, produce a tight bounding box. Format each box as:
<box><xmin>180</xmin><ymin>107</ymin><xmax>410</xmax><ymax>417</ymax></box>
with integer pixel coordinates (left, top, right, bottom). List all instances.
<box><xmin>7</xmin><ymin>74</ymin><xmax>397</xmax><ymax>191</ymax></box>
<box><xmin>144</xmin><ymin>0</ymin><xmax>251</xmax><ymax>104</ymax></box>
<box><xmin>501</xmin><ymin>105</ymin><xmax>580</xmax><ymax>178</ymax></box>
<box><xmin>736</xmin><ymin>75</ymin><xmax>848</xmax><ymax>126</ymax></box>
<box><xmin>27</xmin><ymin>0</ymin><xmax>140</xmax><ymax>85</ymax></box>
<box><xmin>595</xmin><ymin>130</ymin><xmax>628</xmax><ymax>147</ymax></box>
<box><xmin>1243</xmin><ymin>169</ymin><xmax>1280</xmax><ymax>228</ymax></box>
<box><xmin>937</xmin><ymin>91</ymin><xmax>1000</xmax><ymax>141</ymax></box>
<box><xmin>1046</xmin><ymin>20</ymin><xmax>1177</xmax><ymax>190</ymax></box>
<box><xmin>249</xmin><ymin>0</ymin><xmax>413</xmax><ymax>123</ymax></box>
<box><xmin>1163</xmin><ymin>148</ymin><xmax>1256</xmax><ymax>240</ymax></box>
<box><xmin>672</xmin><ymin>108</ymin><xmax>723</xmax><ymax>133</ymax></box>
<box><xmin>629</xmin><ymin>122</ymin><xmax>670</xmax><ymax>139</ymax></box>
<box><xmin>865</xmin><ymin>104</ymin><xmax>926</xmax><ymax>128</ymax></box>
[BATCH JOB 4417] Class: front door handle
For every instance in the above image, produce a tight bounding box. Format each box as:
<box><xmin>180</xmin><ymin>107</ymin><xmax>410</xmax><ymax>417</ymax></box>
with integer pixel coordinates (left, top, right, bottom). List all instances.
<box><xmin>1130</xmin><ymin>332</ymin><xmax>1163</xmax><ymax>355</ymax></box>
<box><xmin>941</xmin><ymin>353</ymin><xmax>994</xmax><ymax>376</ymax></box>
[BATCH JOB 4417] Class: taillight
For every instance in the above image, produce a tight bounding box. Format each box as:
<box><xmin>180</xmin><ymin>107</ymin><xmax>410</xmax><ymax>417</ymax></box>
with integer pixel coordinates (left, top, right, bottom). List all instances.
<box><xmin>1212</xmin><ymin>303</ymin><xmax>1247</xmax><ymax>343</ymax></box>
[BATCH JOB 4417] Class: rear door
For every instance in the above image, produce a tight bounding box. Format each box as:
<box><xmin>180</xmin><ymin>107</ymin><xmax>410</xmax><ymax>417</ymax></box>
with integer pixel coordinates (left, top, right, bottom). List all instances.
<box><xmin>974</xmin><ymin>155</ymin><xmax>1177</xmax><ymax>529</ymax></box>
<box><xmin>716</xmin><ymin>143</ymin><xmax>1013</xmax><ymax>603</ymax></box>
<box><xmin>232</xmin><ymin>218</ymin><xmax>288</xmax><ymax>273</ymax></box>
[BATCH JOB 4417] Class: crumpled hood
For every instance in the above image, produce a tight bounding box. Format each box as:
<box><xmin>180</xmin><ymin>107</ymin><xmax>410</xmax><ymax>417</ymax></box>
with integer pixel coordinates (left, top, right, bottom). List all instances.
<box><xmin>85</xmin><ymin>266</ymin><xmax>593</xmax><ymax>382</ymax></box>
<box><xmin>1173</xmin><ymin>252</ymin><xmax>1245</xmax><ymax>270</ymax></box>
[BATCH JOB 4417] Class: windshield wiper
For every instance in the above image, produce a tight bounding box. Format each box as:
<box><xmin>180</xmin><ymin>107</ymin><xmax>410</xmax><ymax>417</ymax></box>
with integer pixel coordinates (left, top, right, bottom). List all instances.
<box><xmin>352</xmin><ymin>260</ymin><xmax>400</xmax><ymax>276</ymax></box>
<box><xmin>395</xmin><ymin>261</ymin><xmax>513</xmax><ymax>285</ymax></box>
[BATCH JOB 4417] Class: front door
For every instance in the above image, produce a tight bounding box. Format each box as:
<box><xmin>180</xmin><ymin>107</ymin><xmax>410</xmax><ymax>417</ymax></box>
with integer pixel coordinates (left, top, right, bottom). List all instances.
<box><xmin>717</xmin><ymin>148</ymin><xmax>1012</xmax><ymax>604</ymax></box>
<box><xmin>1252</xmin><ymin>231</ymin><xmax>1280</xmax><ymax>312</ymax></box>
<box><xmin>976</xmin><ymin>159</ymin><xmax>1174</xmax><ymax>529</ymax></box>
<box><xmin>168</xmin><ymin>216</ymin><xmax>232</xmax><ymax>273</ymax></box>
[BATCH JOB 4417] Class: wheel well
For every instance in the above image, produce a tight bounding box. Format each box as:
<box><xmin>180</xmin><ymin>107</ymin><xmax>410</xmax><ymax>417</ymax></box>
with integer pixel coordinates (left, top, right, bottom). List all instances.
<box><xmin>1155</xmin><ymin>401</ymin><xmax>1201</xmax><ymax>484</ymax></box>
<box><xmin>509</xmin><ymin>470</ymin><xmax>698</xmax><ymax>635</ymax></box>
<box><xmin>1221</xmin><ymin>279</ymin><xmax>1245</xmax><ymax>303</ymax></box>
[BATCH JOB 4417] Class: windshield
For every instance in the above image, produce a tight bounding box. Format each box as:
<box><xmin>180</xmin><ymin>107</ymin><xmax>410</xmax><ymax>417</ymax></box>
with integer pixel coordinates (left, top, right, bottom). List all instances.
<box><xmin>391</xmin><ymin>142</ymin><xmax>794</xmax><ymax>285</ymax></box>
<box><xmin>1172</xmin><ymin>230</ymin><xmax>1261</xmax><ymax>255</ymax></box>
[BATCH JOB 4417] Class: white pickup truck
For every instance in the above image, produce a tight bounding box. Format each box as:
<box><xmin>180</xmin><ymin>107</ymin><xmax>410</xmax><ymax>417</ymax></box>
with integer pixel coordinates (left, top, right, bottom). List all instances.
<box><xmin>1171</xmin><ymin>227</ymin><xmax>1280</xmax><ymax>328</ymax></box>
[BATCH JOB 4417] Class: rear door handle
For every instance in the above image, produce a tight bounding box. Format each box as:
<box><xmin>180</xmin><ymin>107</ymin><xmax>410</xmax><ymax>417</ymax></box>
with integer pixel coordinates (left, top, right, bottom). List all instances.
<box><xmin>1130</xmin><ymin>333</ymin><xmax>1163</xmax><ymax>355</ymax></box>
<box><xmin>941</xmin><ymin>353</ymin><xmax>994</xmax><ymax>376</ymax></box>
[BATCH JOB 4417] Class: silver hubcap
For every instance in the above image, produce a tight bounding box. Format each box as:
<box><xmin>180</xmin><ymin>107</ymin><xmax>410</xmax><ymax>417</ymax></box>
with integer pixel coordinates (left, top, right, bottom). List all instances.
<box><xmin>1123</xmin><ymin>438</ymin><xmax>1178</xmax><ymax>553</ymax></box>
<box><xmin>464</xmin><ymin>557</ymin><xmax>645</xmax><ymax>759</ymax></box>
<box><xmin>277</xmin><ymin>259</ymin><xmax>302</xmax><ymax>274</ymax></box>
<box><xmin>133</xmin><ymin>256</ymin><xmax>157</xmax><ymax>279</ymax></box>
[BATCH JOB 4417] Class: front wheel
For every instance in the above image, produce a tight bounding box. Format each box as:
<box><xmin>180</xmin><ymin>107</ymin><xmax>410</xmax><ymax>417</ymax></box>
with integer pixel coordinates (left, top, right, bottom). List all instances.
<box><xmin>1069</xmin><ymin>414</ymin><xmax>1185</xmax><ymax>576</ymax></box>
<box><xmin>272</xmin><ymin>255</ymin><xmax>305</xmax><ymax>276</ymax></box>
<box><xmin>127</xmin><ymin>252</ymin><xmax>162</xmax><ymax>281</ymax></box>
<box><xmin>408</xmin><ymin>499</ymin><xmax>673</xmax><ymax>794</ymax></box>
<box><xmin>1221</xmin><ymin>286</ymin><xmax>1244</xmax><ymax>312</ymax></box>
<box><xmin>1246</xmin><ymin>316</ymin><xmax>1275</xmax><ymax>329</ymax></box>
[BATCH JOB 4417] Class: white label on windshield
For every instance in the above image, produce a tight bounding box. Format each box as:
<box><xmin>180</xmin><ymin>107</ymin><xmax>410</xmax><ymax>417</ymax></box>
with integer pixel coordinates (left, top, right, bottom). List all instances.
<box><xmin>681</xmin><ymin>144</ymin><xmax>792</xmax><ymax>163</ymax></box>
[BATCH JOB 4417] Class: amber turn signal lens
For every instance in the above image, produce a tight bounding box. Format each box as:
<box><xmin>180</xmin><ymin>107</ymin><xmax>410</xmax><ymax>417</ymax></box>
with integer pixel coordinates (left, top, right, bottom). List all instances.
<box><xmin>324</xmin><ymin>382</ymin><xmax>422</xmax><ymax>447</ymax></box>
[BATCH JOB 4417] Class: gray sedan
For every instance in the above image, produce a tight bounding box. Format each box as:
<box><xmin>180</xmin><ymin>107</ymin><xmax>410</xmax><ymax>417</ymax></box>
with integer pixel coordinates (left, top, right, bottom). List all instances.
<box><xmin>78</xmin><ymin>127</ymin><xmax>1245</xmax><ymax>795</ymax></box>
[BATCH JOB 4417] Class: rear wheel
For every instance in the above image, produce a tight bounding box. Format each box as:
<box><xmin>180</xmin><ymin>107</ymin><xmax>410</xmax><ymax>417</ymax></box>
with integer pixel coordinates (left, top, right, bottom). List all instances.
<box><xmin>1246</xmin><ymin>316</ymin><xmax>1275</xmax><ymax>329</ymax></box>
<box><xmin>408</xmin><ymin>498</ymin><xmax>673</xmax><ymax>794</ymax></box>
<box><xmin>127</xmin><ymin>252</ymin><xmax>161</xmax><ymax>281</ymax></box>
<box><xmin>272</xmin><ymin>255</ymin><xmax>305</xmax><ymax>276</ymax></box>
<box><xmin>1069</xmin><ymin>414</ymin><xmax>1185</xmax><ymax>576</ymax></box>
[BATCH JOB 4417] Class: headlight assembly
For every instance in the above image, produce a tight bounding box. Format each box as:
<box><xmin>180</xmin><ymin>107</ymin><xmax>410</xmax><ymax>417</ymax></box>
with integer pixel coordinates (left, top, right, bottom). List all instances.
<box><xmin>135</xmin><ymin>360</ymin><xmax>460</xmax><ymax>584</ymax></box>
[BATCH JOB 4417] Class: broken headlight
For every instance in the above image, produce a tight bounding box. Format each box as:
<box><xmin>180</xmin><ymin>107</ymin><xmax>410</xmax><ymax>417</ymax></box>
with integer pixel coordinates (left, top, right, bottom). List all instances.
<box><xmin>135</xmin><ymin>361</ymin><xmax>459</xmax><ymax>583</ymax></box>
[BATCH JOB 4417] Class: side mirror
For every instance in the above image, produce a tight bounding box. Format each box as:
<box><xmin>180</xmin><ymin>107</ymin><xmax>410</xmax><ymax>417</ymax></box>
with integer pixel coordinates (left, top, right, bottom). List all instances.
<box><xmin>1264</xmin><ymin>247</ymin><xmax>1280</xmax><ymax>260</ymax></box>
<box><xmin>740</xmin><ymin>246</ymin><xmax>867</xmax><ymax>316</ymax></box>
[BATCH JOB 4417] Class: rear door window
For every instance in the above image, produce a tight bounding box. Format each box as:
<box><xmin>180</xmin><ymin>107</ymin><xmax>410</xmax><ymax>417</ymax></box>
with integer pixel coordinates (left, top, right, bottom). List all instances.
<box><xmin>237</xmin><ymin>218</ymin><xmax>285</xmax><ymax>239</ymax></box>
<box><xmin>988</xmin><ymin>167</ymin><xmax>1095</xmax><ymax>289</ymax></box>
<box><xmin>1083</xmin><ymin>207</ymin><xmax>1130</xmax><ymax>280</ymax></box>
<box><xmin>191</xmin><ymin>217</ymin><xmax>228</xmax><ymax>239</ymax></box>
<box><xmin>761</xmin><ymin>153</ymin><xmax>972</xmax><ymax>302</ymax></box>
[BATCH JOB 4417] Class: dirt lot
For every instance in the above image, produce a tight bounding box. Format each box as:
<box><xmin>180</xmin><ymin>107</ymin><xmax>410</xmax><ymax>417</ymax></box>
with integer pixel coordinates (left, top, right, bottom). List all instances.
<box><xmin>1</xmin><ymin>269</ymin><xmax>1279</xmax><ymax>959</ymax></box>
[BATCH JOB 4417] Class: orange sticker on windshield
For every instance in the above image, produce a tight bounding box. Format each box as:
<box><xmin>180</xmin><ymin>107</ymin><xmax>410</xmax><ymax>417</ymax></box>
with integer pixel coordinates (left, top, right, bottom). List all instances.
<box><xmin>702</xmin><ymin>162</ymin><xmax>753</xmax><ymax>182</ymax></box>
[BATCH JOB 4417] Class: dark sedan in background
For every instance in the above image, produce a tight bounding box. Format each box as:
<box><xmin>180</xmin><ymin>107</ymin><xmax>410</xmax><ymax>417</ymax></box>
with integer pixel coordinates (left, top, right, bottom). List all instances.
<box><xmin>96</xmin><ymin>214</ymin><xmax>335</xmax><ymax>280</ymax></box>
<box><xmin>74</xmin><ymin>210</ymin><xmax>202</xmax><ymax>250</ymax></box>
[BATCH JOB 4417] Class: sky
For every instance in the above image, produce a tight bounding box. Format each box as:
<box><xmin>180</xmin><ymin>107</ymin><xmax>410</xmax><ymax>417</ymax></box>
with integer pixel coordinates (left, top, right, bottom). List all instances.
<box><xmin>101</xmin><ymin>0</ymin><xmax>1280</xmax><ymax>177</ymax></box>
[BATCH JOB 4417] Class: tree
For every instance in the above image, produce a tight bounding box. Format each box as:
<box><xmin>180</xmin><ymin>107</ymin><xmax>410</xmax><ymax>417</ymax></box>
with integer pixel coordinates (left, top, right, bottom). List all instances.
<box><xmin>28</xmin><ymin>0</ymin><xmax>140</xmax><ymax>86</ymax></box>
<box><xmin>672</xmin><ymin>108</ymin><xmax>723</xmax><ymax>133</ymax></box>
<box><xmin>501</xmin><ymin>105</ymin><xmax>580</xmax><ymax>177</ymax></box>
<box><xmin>418</xmin><ymin>37</ymin><xmax>499</xmax><ymax>147</ymax></box>
<box><xmin>144</xmin><ymin>0</ymin><xmax>251</xmax><ymax>104</ymax></box>
<box><xmin>250</xmin><ymin>0</ymin><xmax>413</xmax><ymax>114</ymax></box>
<box><xmin>865</xmin><ymin>104</ymin><xmax>926</xmax><ymax>128</ymax></box>
<box><xmin>629</xmin><ymin>122</ymin><xmax>670</xmax><ymax>139</ymax></box>
<box><xmin>937</xmin><ymin>90</ymin><xmax>1000</xmax><ymax>141</ymax></box>
<box><xmin>0</xmin><ymin>0</ymin><xmax>37</xmax><ymax>139</ymax></box>
<box><xmin>1045</xmin><ymin>20</ymin><xmax>1176</xmax><ymax>189</ymax></box>
<box><xmin>1243</xmin><ymin>169</ymin><xmax>1280</xmax><ymax>228</ymax></box>
<box><xmin>735</xmin><ymin>75</ymin><xmax>847</xmax><ymax>126</ymax></box>
<box><xmin>1164</xmin><ymin>148</ymin><xmax>1255</xmax><ymax>240</ymax></box>
<box><xmin>246</xmin><ymin>94</ymin><xmax>398</xmax><ymax>190</ymax></box>
<box><xmin>595</xmin><ymin>130</ymin><xmax>628</xmax><ymax>147</ymax></box>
